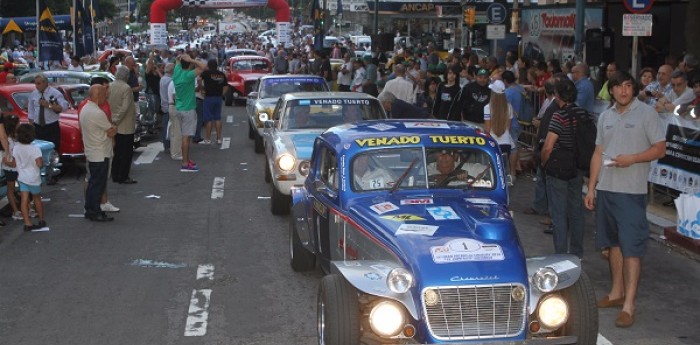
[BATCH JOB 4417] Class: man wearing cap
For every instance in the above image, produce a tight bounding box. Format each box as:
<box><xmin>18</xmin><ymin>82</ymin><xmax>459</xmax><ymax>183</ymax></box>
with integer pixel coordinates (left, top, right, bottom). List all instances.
<box><xmin>456</xmin><ymin>67</ymin><xmax>491</xmax><ymax>124</ymax></box>
<box><xmin>381</xmin><ymin>64</ymin><xmax>415</xmax><ymax>104</ymax></box>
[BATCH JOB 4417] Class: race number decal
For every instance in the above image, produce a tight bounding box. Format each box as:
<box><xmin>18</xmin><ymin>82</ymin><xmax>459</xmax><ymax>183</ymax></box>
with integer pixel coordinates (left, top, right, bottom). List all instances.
<box><xmin>370</xmin><ymin>202</ymin><xmax>399</xmax><ymax>215</ymax></box>
<box><xmin>431</xmin><ymin>238</ymin><xmax>505</xmax><ymax>263</ymax></box>
<box><xmin>426</xmin><ymin>206</ymin><xmax>460</xmax><ymax>220</ymax></box>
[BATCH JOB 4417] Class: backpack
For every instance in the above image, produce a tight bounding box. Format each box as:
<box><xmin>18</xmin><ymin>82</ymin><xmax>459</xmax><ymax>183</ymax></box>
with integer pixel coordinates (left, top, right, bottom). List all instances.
<box><xmin>572</xmin><ymin>108</ymin><xmax>597</xmax><ymax>174</ymax></box>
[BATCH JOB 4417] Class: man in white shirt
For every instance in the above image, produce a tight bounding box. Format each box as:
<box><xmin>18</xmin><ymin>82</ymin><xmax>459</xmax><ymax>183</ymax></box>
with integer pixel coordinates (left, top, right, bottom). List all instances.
<box><xmin>337</xmin><ymin>54</ymin><xmax>353</xmax><ymax>92</ymax></box>
<box><xmin>28</xmin><ymin>74</ymin><xmax>68</xmax><ymax>153</ymax></box>
<box><xmin>382</xmin><ymin>64</ymin><xmax>415</xmax><ymax>104</ymax></box>
<box><xmin>656</xmin><ymin>71</ymin><xmax>695</xmax><ymax>114</ymax></box>
<box><xmin>67</xmin><ymin>56</ymin><xmax>84</xmax><ymax>71</ymax></box>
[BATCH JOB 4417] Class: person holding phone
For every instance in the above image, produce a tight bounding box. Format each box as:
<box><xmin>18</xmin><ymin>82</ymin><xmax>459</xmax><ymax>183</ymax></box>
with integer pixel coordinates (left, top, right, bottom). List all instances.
<box><xmin>638</xmin><ymin>64</ymin><xmax>672</xmax><ymax>106</ymax></box>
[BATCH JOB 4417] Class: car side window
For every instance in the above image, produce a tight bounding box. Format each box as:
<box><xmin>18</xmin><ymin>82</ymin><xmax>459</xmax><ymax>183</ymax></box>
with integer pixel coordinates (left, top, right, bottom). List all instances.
<box><xmin>273</xmin><ymin>98</ymin><xmax>284</xmax><ymax>121</ymax></box>
<box><xmin>319</xmin><ymin>148</ymin><xmax>338</xmax><ymax>191</ymax></box>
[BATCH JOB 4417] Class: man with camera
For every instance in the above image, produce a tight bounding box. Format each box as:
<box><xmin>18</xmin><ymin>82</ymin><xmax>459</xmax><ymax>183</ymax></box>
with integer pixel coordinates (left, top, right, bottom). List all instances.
<box><xmin>28</xmin><ymin>74</ymin><xmax>67</xmax><ymax>154</ymax></box>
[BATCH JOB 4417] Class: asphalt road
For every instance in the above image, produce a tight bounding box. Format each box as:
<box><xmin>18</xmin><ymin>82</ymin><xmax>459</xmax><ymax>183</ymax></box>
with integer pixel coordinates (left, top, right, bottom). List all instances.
<box><xmin>0</xmin><ymin>105</ymin><xmax>698</xmax><ymax>345</ymax></box>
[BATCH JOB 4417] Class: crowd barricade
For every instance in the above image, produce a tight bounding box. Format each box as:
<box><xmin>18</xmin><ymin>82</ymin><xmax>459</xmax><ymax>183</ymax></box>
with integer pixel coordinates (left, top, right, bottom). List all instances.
<box><xmin>516</xmin><ymin>88</ymin><xmax>544</xmax><ymax>149</ymax></box>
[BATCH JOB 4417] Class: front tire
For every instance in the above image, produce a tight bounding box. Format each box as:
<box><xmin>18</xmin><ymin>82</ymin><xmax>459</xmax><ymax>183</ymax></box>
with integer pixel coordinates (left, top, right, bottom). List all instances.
<box><xmin>271</xmin><ymin>185</ymin><xmax>291</xmax><ymax>215</ymax></box>
<box><xmin>248</xmin><ymin>122</ymin><xmax>255</xmax><ymax>139</ymax></box>
<box><xmin>254</xmin><ymin>132</ymin><xmax>264</xmax><ymax>153</ymax></box>
<box><xmin>290</xmin><ymin>216</ymin><xmax>315</xmax><ymax>272</ymax></box>
<box><xmin>559</xmin><ymin>271</ymin><xmax>598</xmax><ymax>345</ymax></box>
<box><xmin>264</xmin><ymin>159</ymin><xmax>272</xmax><ymax>183</ymax></box>
<box><xmin>225</xmin><ymin>87</ymin><xmax>233</xmax><ymax>106</ymax></box>
<box><xmin>318</xmin><ymin>275</ymin><xmax>360</xmax><ymax>345</ymax></box>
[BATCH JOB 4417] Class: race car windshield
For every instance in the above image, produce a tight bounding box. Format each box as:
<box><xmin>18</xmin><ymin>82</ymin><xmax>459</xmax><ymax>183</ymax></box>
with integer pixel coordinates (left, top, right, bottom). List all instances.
<box><xmin>283</xmin><ymin>99</ymin><xmax>385</xmax><ymax>130</ymax></box>
<box><xmin>351</xmin><ymin>147</ymin><xmax>496</xmax><ymax>192</ymax></box>
<box><xmin>261</xmin><ymin>78</ymin><xmax>328</xmax><ymax>98</ymax></box>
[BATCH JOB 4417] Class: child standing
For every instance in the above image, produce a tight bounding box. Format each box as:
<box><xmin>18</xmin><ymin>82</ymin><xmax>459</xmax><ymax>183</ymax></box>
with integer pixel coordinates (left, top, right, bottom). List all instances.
<box><xmin>12</xmin><ymin>124</ymin><xmax>46</xmax><ymax>231</ymax></box>
<box><xmin>2</xmin><ymin>116</ymin><xmax>22</xmax><ymax>220</ymax></box>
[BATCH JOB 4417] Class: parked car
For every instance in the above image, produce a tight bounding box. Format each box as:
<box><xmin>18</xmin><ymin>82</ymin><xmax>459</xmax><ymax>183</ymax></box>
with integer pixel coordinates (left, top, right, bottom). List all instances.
<box><xmin>289</xmin><ymin>120</ymin><xmax>598</xmax><ymax>344</ymax></box>
<box><xmin>247</xmin><ymin>75</ymin><xmax>330</xmax><ymax>153</ymax></box>
<box><xmin>224</xmin><ymin>55</ymin><xmax>272</xmax><ymax>106</ymax></box>
<box><xmin>0</xmin><ymin>84</ymin><xmax>83</xmax><ymax>158</ymax></box>
<box><xmin>263</xmin><ymin>92</ymin><xmax>387</xmax><ymax>214</ymax></box>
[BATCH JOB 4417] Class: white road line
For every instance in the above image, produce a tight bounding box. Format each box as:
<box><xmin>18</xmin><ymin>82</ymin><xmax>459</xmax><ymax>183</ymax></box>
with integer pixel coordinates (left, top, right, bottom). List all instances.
<box><xmin>130</xmin><ymin>259</ymin><xmax>187</xmax><ymax>269</ymax></box>
<box><xmin>220</xmin><ymin>137</ymin><xmax>231</xmax><ymax>150</ymax></box>
<box><xmin>257</xmin><ymin>196</ymin><xmax>271</xmax><ymax>199</ymax></box>
<box><xmin>598</xmin><ymin>333</ymin><xmax>614</xmax><ymax>345</ymax></box>
<box><xmin>226</xmin><ymin>115</ymin><xmax>233</xmax><ymax>123</ymax></box>
<box><xmin>184</xmin><ymin>289</ymin><xmax>212</xmax><ymax>336</ymax></box>
<box><xmin>196</xmin><ymin>264</ymin><xmax>215</xmax><ymax>281</ymax></box>
<box><xmin>135</xmin><ymin>142</ymin><xmax>164</xmax><ymax>164</ymax></box>
<box><xmin>211</xmin><ymin>177</ymin><xmax>225</xmax><ymax>199</ymax></box>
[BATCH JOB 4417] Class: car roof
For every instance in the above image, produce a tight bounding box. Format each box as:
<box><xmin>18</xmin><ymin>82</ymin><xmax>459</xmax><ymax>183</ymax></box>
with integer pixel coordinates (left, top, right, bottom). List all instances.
<box><xmin>319</xmin><ymin>120</ymin><xmax>494</xmax><ymax>157</ymax></box>
<box><xmin>0</xmin><ymin>83</ymin><xmax>37</xmax><ymax>92</ymax></box>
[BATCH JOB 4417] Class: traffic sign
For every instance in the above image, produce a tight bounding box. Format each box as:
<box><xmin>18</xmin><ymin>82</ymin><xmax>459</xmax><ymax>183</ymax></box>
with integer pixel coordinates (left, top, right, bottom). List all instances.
<box><xmin>486</xmin><ymin>25</ymin><xmax>506</xmax><ymax>40</ymax></box>
<box><xmin>622</xmin><ymin>14</ymin><xmax>653</xmax><ymax>36</ymax></box>
<box><xmin>623</xmin><ymin>0</ymin><xmax>655</xmax><ymax>14</ymax></box>
<box><xmin>487</xmin><ymin>3</ymin><xmax>507</xmax><ymax>25</ymax></box>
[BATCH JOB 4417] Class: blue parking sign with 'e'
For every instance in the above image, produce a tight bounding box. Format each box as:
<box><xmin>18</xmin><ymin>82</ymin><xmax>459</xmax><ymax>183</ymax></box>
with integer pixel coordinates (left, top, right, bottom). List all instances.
<box><xmin>487</xmin><ymin>3</ymin><xmax>507</xmax><ymax>25</ymax></box>
<box><xmin>623</xmin><ymin>0</ymin><xmax>655</xmax><ymax>13</ymax></box>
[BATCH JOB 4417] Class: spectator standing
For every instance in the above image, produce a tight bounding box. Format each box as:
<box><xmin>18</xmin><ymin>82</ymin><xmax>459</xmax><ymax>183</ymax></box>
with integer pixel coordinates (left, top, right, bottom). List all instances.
<box><xmin>319</xmin><ymin>51</ymin><xmax>333</xmax><ymax>83</ymax></box>
<box><xmin>109</xmin><ymin>66</ymin><xmax>138</xmax><ymax>184</ymax></box>
<box><xmin>167</xmin><ymin>78</ymin><xmax>182</xmax><ymax>160</ymax></box>
<box><xmin>13</xmin><ymin>124</ymin><xmax>47</xmax><ymax>231</ymax></box>
<box><xmin>288</xmin><ymin>53</ymin><xmax>300</xmax><ymax>75</ymax></box>
<box><xmin>598</xmin><ymin>62</ymin><xmax>618</xmax><ymax>101</ymax></box>
<box><xmin>194</xmin><ymin>72</ymin><xmax>205</xmax><ymax>144</ymax></box>
<box><xmin>571</xmin><ymin>63</ymin><xmax>595</xmax><ymax>113</ymax></box>
<box><xmin>160</xmin><ymin>63</ymin><xmax>174</xmax><ymax>150</ymax></box>
<box><xmin>363</xmin><ymin>56</ymin><xmax>379</xmax><ymax>97</ymax></box>
<box><xmin>81</xmin><ymin>85</ymin><xmax>117</xmax><ymax>222</ymax></box>
<box><xmin>28</xmin><ymin>74</ymin><xmax>67</xmax><ymax>155</ymax></box>
<box><xmin>432</xmin><ymin>65</ymin><xmax>461</xmax><ymax>120</ymax></box>
<box><xmin>541</xmin><ymin>78</ymin><xmax>587</xmax><ymax>258</ymax></box>
<box><xmin>294</xmin><ymin>53</ymin><xmax>310</xmax><ymax>74</ymax></box>
<box><xmin>67</xmin><ymin>56</ymin><xmax>84</xmax><ymax>71</ymax></box>
<box><xmin>584</xmin><ymin>71</ymin><xmax>666</xmax><ymax>328</ymax></box>
<box><xmin>458</xmin><ymin>67</ymin><xmax>491</xmax><ymax>124</ymax></box>
<box><xmin>2</xmin><ymin>116</ymin><xmax>21</xmax><ymax>221</ymax></box>
<box><xmin>639</xmin><ymin>64</ymin><xmax>672</xmax><ymax>106</ymax></box>
<box><xmin>337</xmin><ymin>54</ymin><xmax>353</xmax><ymax>92</ymax></box>
<box><xmin>656</xmin><ymin>71</ymin><xmax>695</xmax><ymax>114</ymax></box>
<box><xmin>273</xmin><ymin>49</ymin><xmax>288</xmax><ymax>74</ymax></box>
<box><xmin>124</xmin><ymin>56</ymin><xmax>142</xmax><ymax>110</ymax></box>
<box><xmin>201</xmin><ymin>59</ymin><xmax>228</xmax><ymax>145</ymax></box>
<box><xmin>637</xmin><ymin>67</ymin><xmax>656</xmax><ymax>91</ymax></box>
<box><xmin>351</xmin><ymin>59</ymin><xmax>366</xmax><ymax>93</ymax></box>
<box><xmin>483</xmin><ymin>80</ymin><xmax>514</xmax><ymax>162</ymax></box>
<box><xmin>173</xmin><ymin>53</ymin><xmax>206</xmax><ymax>172</ymax></box>
<box><xmin>377</xmin><ymin>91</ymin><xmax>430</xmax><ymax>119</ymax></box>
<box><xmin>382</xmin><ymin>64</ymin><xmax>415</xmax><ymax>104</ymax></box>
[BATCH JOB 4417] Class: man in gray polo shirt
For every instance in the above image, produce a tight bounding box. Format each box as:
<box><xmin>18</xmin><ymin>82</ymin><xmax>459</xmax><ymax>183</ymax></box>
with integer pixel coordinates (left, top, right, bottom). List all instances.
<box><xmin>584</xmin><ymin>71</ymin><xmax>666</xmax><ymax>328</ymax></box>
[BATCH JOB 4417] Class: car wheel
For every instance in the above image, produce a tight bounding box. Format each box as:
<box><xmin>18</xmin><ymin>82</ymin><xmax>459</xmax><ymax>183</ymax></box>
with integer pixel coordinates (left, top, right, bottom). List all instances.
<box><xmin>248</xmin><ymin>122</ymin><xmax>255</xmax><ymax>140</ymax></box>
<box><xmin>558</xmin><ymin>271</ymin><xmax>598</xmax><ymax>345</ymax></box>
<box><xmin>264</xmin><ymin>158</ymin><xmax>271</xmax><ymax>183</ymax></box>
<box><xmin>271</xmin><ymin>185</ymin><xmax>291</xmax><ymax>215</ymax></box>
<box><xmin>317</xmin><ymin>274</ymin><xmax>360</xmax><ymax>345</ymax></box>
<box><xmin>289</xmin><ymin>216</ymin><xmax>315</xmax><ymax>272</ymax></box>
<box><xmin>225</xmin><ymin>88</ymin><xmax>233</xmax><ymax>106</ymax></box>
<box><xmin>254</xmin><ymin>132</ymin><xmax>264</xmax><ymax>153</ymax></box>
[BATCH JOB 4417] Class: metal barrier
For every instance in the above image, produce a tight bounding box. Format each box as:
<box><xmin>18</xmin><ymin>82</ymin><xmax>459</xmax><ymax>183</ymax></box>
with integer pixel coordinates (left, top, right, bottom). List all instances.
<box><xmin>516</xmin><ymin>89</ymin><xmax>544</xmax><ymax>149</ymax></box>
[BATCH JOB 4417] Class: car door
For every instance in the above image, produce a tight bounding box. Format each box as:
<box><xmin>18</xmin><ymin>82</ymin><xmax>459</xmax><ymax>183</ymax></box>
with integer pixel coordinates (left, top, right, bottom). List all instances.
<box><xmin>309</xmin><ymin>144</ymin><xmax>340</xmax><ymax>273</ymax></box>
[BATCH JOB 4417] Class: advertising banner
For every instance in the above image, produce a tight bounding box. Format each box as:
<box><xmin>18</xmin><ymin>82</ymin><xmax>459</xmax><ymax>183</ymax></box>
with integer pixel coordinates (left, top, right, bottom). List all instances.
<box><xmin>648</xmin><ymin>115</ymin><xmax>700</xmax><ymax>195</ymax></box>
<box><xmin>520</xmin><ymin>6</ymin><xmax>603</xmax><ymax>63</ymax></box>
<box><xmin>38</xmin><ymin>0</ymin><xmax>64</xmax><ymax>62</ymax></box>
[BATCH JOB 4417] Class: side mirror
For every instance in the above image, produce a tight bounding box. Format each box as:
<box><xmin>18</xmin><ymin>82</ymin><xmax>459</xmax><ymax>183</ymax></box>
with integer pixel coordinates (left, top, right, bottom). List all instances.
<box><xmin>313</xmin><ymin>180</ymin><xmax>337</xmax><ymax>199</ymax></box>
<box><xmin>248</xmin><ymin>91</ymin><xmax>258</xmax><ymax>99</ymax></box>
<box><xmin>264</xmin><ymin>120</ymin><xmax>274</xmax><ymax>129</ymax></box>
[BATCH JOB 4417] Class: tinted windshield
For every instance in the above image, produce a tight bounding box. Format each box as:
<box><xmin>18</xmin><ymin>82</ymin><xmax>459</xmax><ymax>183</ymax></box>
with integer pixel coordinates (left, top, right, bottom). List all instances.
<box><xmin>233</xmin><ymin>59</ymin><xmax>270</xmax><ymax>71</ymax></box>
<box><xmin>261</xmin><ymin>78</ymin><xmax>328</xmax><ymax>98</ymax></box>
<box><xmin>282</xmin><ymin>99</ymin><xmax>385</xmax><ymax>129</ymax></box>
<box><xmin>351</xmin><ymin>147</ymin><xmax>495</xmax><ymax>192</ymax></box>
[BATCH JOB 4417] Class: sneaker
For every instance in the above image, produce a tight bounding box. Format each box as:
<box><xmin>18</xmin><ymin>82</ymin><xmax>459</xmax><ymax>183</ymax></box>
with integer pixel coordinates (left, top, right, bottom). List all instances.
<box><xmin>101</xmin><ymin>202</ymin><xmax>120</xmax><ymax>212</ymax></box>
<box><xmin>29</xmin><ymin>209</ymin><xmax>38</xmax><ymax>218</ymax></box>
<box><xmin>37</xmin><ymin>220</ymin><xmax>47</xmax><ymax>228</ymax></box>
<box><xmin>172</xmin><ymin>155</ymin><xmax>183</xmax><ymax>160</ymax></box>
<box><xmin>188</xmin><ymin>160</ymin><xmax>198</xmax><ymax>167</ymax></box>
<box><xmin>202</xmin><ymin>139</ymin><xmax>211</xmax><ymax>144</ymax></box>
<box><xmin>217</xmin><ymin>139</ymin><xmax>223</xmax><ymax>145</ymax></box>
<box><xmin>12</xmin><ymin>211</ymin><xmax>24</xmax><ymax>220</ymax></box>
<box><xmin>181</xmin><ymin>163</ymin><xmax>199</xmax><ymax>172</ymax></box>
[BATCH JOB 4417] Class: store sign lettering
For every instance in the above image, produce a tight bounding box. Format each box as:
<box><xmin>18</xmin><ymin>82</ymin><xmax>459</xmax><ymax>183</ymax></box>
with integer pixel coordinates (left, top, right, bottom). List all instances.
<box><xmin>400</xmin><ymin>3</ymin><xmax>435</xmax><ymax>12</ymax></box>
<box><xmin>540</xmin><ymin>13</ymin><xmax>576</xmax><ymax>29</ymax></box>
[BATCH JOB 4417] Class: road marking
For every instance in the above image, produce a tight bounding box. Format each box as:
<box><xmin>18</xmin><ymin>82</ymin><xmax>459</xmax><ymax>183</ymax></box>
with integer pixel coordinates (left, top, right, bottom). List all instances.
<box><xmin>226</xmin><ymin>116</ymin><xmax>233</xmax><ymax>123</ymax></box>
<box><xmin>196</xmin><ymin>264</ymin><xmax>214</xmax><ymax>280</ymax></box>
<box><xmin>220</xmin><ymin>137</ymin><xmax>231</xmax><ymax>150</ymax></box>
<box><xmin>598</xmin><ymin>333</ymin><xmax>613</xmax><ymax>345</ymax></box>
<box><xmin>68</xmin><ymin>214</ymin><xmax>84</xmax><ymax>218</ymax></box>
<box><xmin>184</xmin><ymin>289</ymin><xmax>212</xmax><ymax>336</ymax></box>
<box><xmin>135</xmin><ymin>142</ymin><xmax>164</xmax><ymax>164</ymax></box>
<box><xmin>130</xmin><ymin>259</ymin><xmax>187</xmax><ymax>269</ymax></box>
<box><xmin>257</xmin><ymin>196</ymin><xmax>271</xmax><ymax>199</ymax></box>
<box><xmin>211</xmin><ymin>177</ymin><xmax>225</xmax><ymax>199</ymax></box>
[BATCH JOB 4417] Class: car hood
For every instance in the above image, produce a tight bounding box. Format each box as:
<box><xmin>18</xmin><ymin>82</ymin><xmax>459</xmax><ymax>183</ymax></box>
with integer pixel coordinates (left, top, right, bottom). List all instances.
<box><xmin>255</xmin><ymin>98</ymin><xmax>278</xmax><ymax>111</ymax></box>
<box><xmin>276</xmin><ymin>131</ymin><xmax>323</xmax><ymax>159</ymax></box>
<box><xmin>346</xmin><ymin>194</ymin><xmax>527</xmax><ymax>286</ymax></box>
<box><xmin>242</xmin><ymin>72</ymin><xmax>268</xmax><ymax>81</ymax></box>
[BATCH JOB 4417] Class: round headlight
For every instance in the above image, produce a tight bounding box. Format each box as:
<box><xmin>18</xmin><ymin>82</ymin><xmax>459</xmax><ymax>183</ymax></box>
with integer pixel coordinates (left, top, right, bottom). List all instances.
<box><xmin>537</xmin><ymin>295</ymin><xmax>569</xmax><ymax>329</ymax></box>
<box><xmin>277</xmin><ymin>154</ymin><xmax>295</xmax><ymax>172</ymax></box>
<box><xmin>369</xmin><ymin>301</ymin><xmax>405</xmax><ymax>337</ymax></box>
<box><xmin>533</xmin><ymin>267</ymin><xmax>559</xmax><ymax>293</ymax></box>
<box><xmin>298</xmin><ymin>160</ymin><xmax>310</xmax><ymax>176</ymax></box>
<box><xmin>258</xmin><ymin>112</ymin><xmax>269</xmax><ymax>122</ymax></box>
<box><xmin>423</xmin><ymin>289</ymin><xmax>439</xmax><ymax>307</ymax></box>
<box><xmin>49</xmin><ymin>150</ymin><xmax>60</xmax><ymax>165</ymax></box>
<box><xmin>386</xmin><ymin>268</ymin><xmax>413</xmax><ymax>294</ymax></box>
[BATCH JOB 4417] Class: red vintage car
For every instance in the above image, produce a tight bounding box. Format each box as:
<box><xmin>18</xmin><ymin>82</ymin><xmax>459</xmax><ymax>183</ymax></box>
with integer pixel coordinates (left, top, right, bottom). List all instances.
<box><xmin>0</xmin><ymin>84</ymin><xmax>83</xmax><ymax>158</ymax></box>
<box><xmin>224</xmin><ymin>55</ymin><xmax>272</xmax><ymax>106</ymax></box>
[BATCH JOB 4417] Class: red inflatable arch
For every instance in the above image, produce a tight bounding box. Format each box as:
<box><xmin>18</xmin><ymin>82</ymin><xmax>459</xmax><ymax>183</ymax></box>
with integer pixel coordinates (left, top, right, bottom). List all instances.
<box><xmin>149</xmin><ymin>0</ymin><xmax>290</xmax><ymax>47</ymax></box>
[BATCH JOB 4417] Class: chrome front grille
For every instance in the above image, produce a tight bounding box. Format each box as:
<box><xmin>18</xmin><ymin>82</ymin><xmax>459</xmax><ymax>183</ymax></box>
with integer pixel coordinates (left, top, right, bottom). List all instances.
<box><xmin>422</xmin><ymin>284</ymin><xmax>527</xmax><ymax>340</ymax></box>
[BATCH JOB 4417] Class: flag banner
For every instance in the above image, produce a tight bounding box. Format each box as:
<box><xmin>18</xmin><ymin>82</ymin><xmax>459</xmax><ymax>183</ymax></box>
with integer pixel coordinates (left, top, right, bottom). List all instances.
<box><xmin>38</xmin><ymin>0</ymin><xmax>64</xmax><ymax>62</ymax></box>
<box><xmin>81</xmin><ymin>0</ymin><xmax>95</xmax><ymax>55</ymax></box>
<box><xmin>90</xmin><ymin>0</ymin><xmax>101</xmax><ymax>19</ymax></box>
<box><xmin>337</xmin><ymin>0</ymin><xmax>343</xmax><ymax>16</ymax></box>
<box><xmin>73</xmin><ymin>2</ymin><xmax>86</xmax><ymax>57</ymax></box>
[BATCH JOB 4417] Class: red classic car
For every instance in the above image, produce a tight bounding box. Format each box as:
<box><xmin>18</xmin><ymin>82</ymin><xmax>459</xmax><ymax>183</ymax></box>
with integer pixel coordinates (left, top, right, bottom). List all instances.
<box><xmin>0</xmin><ymin>84</ymin><xmax>83</xmax><ymax>158</ymax></box>
<box><xmin>224</xmin><ymin>55</ymin><xmax>272</xmax><ymax>106</ymax></box>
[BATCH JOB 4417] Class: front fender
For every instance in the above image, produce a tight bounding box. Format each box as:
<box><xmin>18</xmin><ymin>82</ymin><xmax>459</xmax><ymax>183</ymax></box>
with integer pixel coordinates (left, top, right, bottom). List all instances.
<box><xmin>331</xmin><ymin>260</ymin><xmax>420</xmax><ymax>320</ymax></box>
<box><xmin>526</xmin><ymin>254</ymin><xmax>582</xmax><ymax>313</ymax></box>
<box><xmin>291</xmin><ymin>188</ymin><xmax>315</xmax><ymax>252</ymax></box>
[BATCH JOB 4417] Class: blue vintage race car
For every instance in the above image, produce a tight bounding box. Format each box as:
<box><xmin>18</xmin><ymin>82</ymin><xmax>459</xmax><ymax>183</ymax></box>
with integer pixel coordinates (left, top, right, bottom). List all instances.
<box><xmin>289</xmin><ymin>120</ymin><xmax>597</xmax><ymax>345</ymax></box>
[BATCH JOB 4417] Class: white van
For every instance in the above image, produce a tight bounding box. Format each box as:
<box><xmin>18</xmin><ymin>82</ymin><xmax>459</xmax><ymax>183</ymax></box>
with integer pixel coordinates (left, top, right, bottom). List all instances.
<box><xmin>201</xmin><ymin>23</ymin><xmax>216</xmax><ymax>34</ymax></box>
<box><xmin>350</xmin><ymin>35</ymin><xmax>371</xmax><ymax>50</ymax></box>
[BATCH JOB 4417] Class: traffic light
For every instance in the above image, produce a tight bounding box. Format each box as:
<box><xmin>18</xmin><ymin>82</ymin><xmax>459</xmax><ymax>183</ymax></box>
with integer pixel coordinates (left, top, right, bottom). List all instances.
<box><xmin>463</xmin><ymin>9</ymin><xmax>469</xmax><ymax>26</ymax></box>
<box><xmin>466</xmin><ymin>7</ymin><xmax>476</xmax><ymax>27</ymax></box>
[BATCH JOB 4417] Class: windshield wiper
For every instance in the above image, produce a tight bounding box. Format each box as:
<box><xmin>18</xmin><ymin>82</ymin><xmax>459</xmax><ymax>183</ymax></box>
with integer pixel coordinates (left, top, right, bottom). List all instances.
<box><xmin>390</xmin><ymin>158</ymin><xmax>418</xmax><ymax>194</ymax></box>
